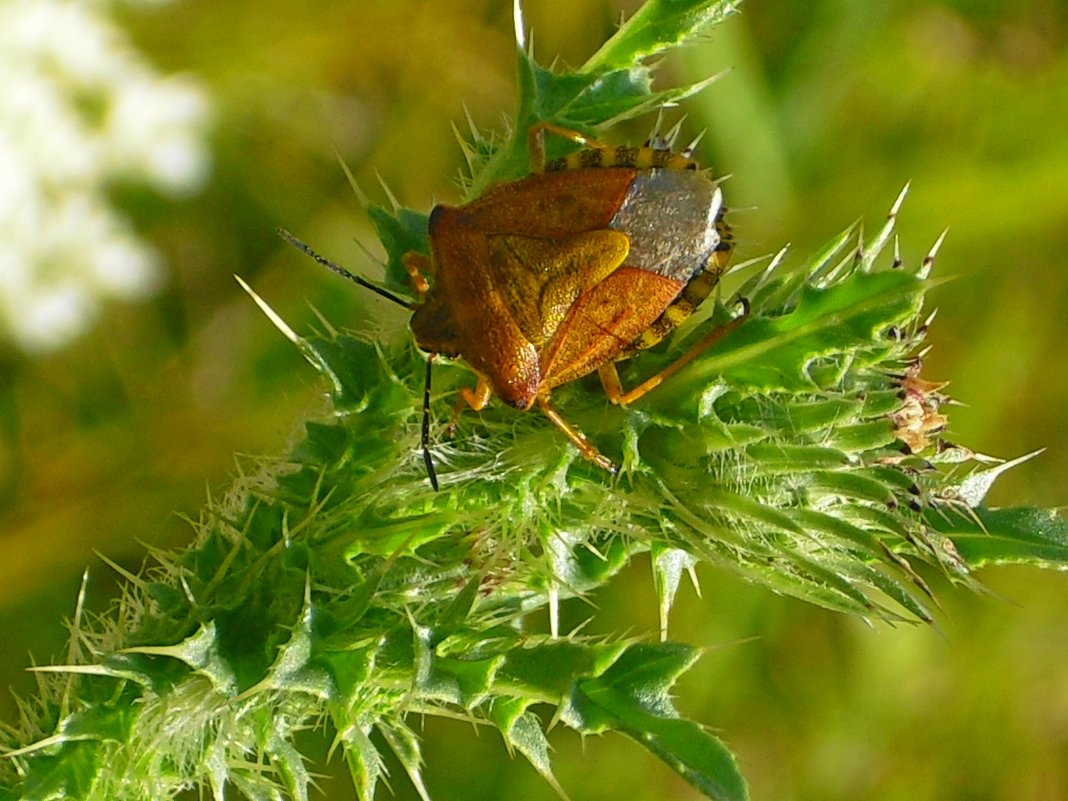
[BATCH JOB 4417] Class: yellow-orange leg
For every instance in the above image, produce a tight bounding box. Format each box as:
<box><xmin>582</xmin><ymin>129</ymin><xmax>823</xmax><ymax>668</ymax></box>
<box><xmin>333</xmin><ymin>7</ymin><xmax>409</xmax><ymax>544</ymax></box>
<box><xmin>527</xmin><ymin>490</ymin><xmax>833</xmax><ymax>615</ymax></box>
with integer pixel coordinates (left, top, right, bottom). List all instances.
<box><xmin>447</xmin><ymin>376</ymin><xmax>615</xmax><ymax>473</ymax></box>
<box><xmin>537</xmin><ymin>394</ymin><xmax>617</xmax><ymax>474</ymax></box>
<box><xmin>528</xmin><ymin>121</ymin><xmax>607</xmax><ymax>173</ymax></box>
<box><xmin>445</xmin><ymin>375</ymin><xmax>493</xmax><ymax>438</ymax></box>
<box><xmin>598</xmin><ymin>307</ymin><xmax>748</xmax><ymax>406</ymax></box>
<box><xmin>401</xmin><ymin>251</ymin><xmax>432</xmax><ymax>296</ymax></box>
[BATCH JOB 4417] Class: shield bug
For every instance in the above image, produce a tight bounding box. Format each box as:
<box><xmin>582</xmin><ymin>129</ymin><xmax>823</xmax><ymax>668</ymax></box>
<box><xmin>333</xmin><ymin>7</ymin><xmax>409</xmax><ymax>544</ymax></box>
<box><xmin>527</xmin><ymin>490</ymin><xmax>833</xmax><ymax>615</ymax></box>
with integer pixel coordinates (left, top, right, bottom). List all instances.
<box><xmin>284</xmin><ymin>122</ymin><xmax>736</xmax><ymax>489</ymax></box>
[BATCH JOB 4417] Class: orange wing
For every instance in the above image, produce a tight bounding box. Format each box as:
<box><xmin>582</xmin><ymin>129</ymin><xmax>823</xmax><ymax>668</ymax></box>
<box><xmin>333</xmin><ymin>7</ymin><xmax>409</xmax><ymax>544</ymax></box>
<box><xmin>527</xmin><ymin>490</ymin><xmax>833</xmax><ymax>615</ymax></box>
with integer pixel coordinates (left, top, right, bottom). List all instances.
<box><xmin>540</xmin><ymin>266</ymin><xmax>685</xmax><ymax>391</ymax></box>
<box><xmin>485</xmin><ymin>230</ymin><xmax>629</xmax><ymax>347</ymax></box>
<box><xmin>411</xmin><ymin>167</ymin><xmax>642</xmax><ymax>408</ymax></box>
<box><xmin>461</xmin><ymin>168</ymin><xmax>636</xmax><ymax>237</ymax></box>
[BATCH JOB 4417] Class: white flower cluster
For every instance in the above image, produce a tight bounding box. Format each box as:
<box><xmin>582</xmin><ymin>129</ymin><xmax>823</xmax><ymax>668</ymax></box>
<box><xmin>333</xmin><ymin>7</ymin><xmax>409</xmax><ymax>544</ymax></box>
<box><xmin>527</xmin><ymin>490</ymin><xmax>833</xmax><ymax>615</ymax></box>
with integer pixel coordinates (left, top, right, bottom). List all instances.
<box><xmin>0</xmin><ymin>0</ymin><xmax>210</xmax><ymax>353</ymax></box>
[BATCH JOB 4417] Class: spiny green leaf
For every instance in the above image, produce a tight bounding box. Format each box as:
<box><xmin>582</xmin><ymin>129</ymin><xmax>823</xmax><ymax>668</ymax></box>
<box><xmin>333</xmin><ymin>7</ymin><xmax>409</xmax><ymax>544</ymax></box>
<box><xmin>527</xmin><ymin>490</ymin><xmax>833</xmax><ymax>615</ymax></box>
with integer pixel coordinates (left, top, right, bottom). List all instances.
<box><xmin>490</xmin><ymin>704</ymin><xmax>571</xmax><ymax>801</ymax></box>
<box><xmin>467</xmin><ymin>0</ymin><xmax>740</xmax><ymax>195</ymax></box>
<box><xmin>584</xmin><ymin>0</ymin><xmax>743</xmax><ymax>72</ymax></box>
<box><xmin>268</xmin><ymin>735</ymin><xmax>311</xmax><ymax>801</ymax></box>
<box><xmin>928</xmin><ymin>506</ymin><xmax>1068</xmax><ymax>568</ymax></box>
<box><xmin>495</xmin><ymin>640</ymin><xmax>630</xmax><ymax>701</ymax></box>
<box><xmin>680</xmin><ymin>270</ymin><xmax>924</xmax><ymax>394</ymax></box>
<box><xmin>379</xmin><ymin>722</ymin><xmax>431</xmax><ymax>801</ymax></box>
<box><xmin>575</xmin><ymin>644</ymin><xmax>748</xmax><ymax>801</ymax></box>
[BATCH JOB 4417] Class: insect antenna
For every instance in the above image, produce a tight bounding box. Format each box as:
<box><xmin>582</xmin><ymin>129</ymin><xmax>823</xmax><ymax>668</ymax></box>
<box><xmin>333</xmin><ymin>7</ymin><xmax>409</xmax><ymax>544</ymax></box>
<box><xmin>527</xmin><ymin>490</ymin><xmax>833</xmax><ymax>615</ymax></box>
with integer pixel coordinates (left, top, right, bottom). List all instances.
<box><xmin>278</xmin><ymin>228</ymin><xmax>414</xmax><ymax>310</ymax></box>
<box><xmin>280</xmin><ymin>227</ymin><xmax>441</xmax><ymax>487</ymax></box>
<box><xmin>422</xmin><ymin>354</ymin><xmax>440</xmax><ymax>491</ymax></box>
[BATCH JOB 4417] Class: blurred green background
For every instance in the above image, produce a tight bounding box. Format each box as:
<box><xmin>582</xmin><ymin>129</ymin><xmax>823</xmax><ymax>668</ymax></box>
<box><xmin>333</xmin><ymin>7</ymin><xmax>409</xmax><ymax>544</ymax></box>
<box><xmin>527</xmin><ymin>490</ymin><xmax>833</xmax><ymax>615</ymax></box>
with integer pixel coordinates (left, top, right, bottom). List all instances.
<box><xmin>1</xmin><ymin>1</ymin><xmax>1066</xmax><ymax>799</ymax></box>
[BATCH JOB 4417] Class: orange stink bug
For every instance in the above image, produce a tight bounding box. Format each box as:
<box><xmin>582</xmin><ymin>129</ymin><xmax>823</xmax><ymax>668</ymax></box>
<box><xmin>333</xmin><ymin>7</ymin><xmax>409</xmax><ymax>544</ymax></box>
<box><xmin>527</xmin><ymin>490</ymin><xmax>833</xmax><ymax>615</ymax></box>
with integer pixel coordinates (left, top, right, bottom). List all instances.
<box><xmin>283</xmin><ymin>122</ymin><xmax>736</xmax><ymax>489</ymax></box>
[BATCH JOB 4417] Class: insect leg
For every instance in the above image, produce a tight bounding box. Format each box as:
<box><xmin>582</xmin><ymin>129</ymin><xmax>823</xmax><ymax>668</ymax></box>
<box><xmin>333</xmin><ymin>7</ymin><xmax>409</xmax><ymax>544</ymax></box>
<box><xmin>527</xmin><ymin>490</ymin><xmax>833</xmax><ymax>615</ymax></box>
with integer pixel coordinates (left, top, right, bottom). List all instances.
<box><xmin>536</xmin><ymin>395</ymin><xmax>617</xmax><ymax>474</ymax></box>
<box><xmin>528</xmin><ymin>121</ymin><xmax>607</xmax><ymax>173</ymax></box>
<box><xmin>597</xmin><ymin>361</ymin><xmax>625</xmax><ymax>402</ymax></box>
<box><xmin>402</xmin><ymin>251</ymin><xmax>432</xmax><ymax>296</ymax></box>
<box><xmin>444</xmin><ymin>376</ymin><xmax>493</xmax><ymax>438</ymax></box>
<box><xmin>598</xmin><ymin>302</ymin><xmax>749</xmax><ymax>406</ymax></box>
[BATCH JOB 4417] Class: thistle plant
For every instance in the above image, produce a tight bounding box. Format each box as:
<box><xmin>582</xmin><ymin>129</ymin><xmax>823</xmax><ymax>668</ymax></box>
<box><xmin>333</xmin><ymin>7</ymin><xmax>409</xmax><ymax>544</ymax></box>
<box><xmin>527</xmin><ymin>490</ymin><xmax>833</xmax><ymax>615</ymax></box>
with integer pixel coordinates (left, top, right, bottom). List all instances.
<box><xmin>2</xmin><ymin>1</ymin><xmax>1066</xmax><ymax>800</ymax></box>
